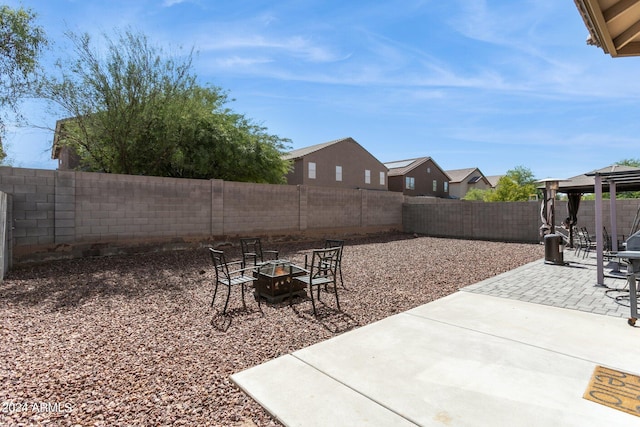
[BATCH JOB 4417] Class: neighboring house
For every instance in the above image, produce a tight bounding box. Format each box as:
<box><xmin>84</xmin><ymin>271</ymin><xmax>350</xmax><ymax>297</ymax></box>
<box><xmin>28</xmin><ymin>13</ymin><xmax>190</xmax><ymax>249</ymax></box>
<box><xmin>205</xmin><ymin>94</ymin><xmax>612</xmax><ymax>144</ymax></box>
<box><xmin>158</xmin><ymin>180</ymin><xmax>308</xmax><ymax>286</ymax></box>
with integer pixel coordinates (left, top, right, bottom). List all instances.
<box><xmin>51</xmin><ymin>118</ymin><xmax>81</xmax><ymax>170</ymax></box>
<box><xmin>485</xmin><ymin>175</ymin><xmax>503</xmax><ymax>189</ymax></box>
<box><xmin>283</xmin><ymin>137</ymin><xmax>388</xmax><ymax>190</ymax></box>
<box><xmin>384</xmin><ymin>157</ymin><xmax>450</xmax><ymax>197</ymax></box>
<box><xmin>446</xmin><ymin>167</ymin><xmax>492</xmax><ymax>199</ymax></box>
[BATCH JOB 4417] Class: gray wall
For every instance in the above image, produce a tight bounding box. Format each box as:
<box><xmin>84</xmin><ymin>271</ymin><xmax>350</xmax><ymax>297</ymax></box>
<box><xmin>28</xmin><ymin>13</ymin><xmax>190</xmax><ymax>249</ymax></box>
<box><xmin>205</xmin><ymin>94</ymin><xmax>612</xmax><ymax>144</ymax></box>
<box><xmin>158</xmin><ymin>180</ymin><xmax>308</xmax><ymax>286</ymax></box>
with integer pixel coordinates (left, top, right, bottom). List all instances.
<box><xmin>403</xmin><ymin>197</ymin><xmax>541</xmax><ymax>242</ymax></box>
<box><xmin>0</xmin><ymin>191</ymin><xmax>10</xmax><ymax>279</ymax></box>
<box><xmin>2</xmin><ymin>165</ymin><xmax>639</xmax><ymax>267</ymax></box>
<box><xmin>403</xmin><ymin>197</ymin><xmax>640</xmax><ymax>243</ymax></box>
<box><xmin>0</xmin><ymin>167</ymin><xmax>403</xmax><ymax>264</ymax></box>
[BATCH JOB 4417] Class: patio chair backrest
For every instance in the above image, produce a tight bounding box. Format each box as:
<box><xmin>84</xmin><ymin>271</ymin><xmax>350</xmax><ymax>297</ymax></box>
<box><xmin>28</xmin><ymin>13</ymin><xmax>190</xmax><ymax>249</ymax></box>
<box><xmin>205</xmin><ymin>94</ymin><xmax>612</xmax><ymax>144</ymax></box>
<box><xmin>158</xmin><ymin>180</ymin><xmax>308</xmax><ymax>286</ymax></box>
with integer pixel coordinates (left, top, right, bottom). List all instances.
<box><xmin>309</xmin><ymin>247</ymin><xmax>340</xmax><ymax>280</ymax></box>
<box><xmin>324</xmin><ymin>239</ymin><xmax>344</xmax><ymax>261</ymax></box>
<box><xmin>209</xmin><ymin>248</ymin><xmax>231</xmax><ymax>282</ymax></box>
<box><xmin>241</xmin><ymin>237</ymin><xmax>265</xmax><ymax>265</ymax></box>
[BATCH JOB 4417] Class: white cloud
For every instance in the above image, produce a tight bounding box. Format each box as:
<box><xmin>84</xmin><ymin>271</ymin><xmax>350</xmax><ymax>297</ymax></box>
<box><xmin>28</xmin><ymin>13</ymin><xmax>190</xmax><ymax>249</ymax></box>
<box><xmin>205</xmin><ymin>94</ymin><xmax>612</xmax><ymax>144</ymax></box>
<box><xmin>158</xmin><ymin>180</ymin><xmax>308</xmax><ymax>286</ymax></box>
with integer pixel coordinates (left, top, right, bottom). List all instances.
<box><xmin>213</xmin><ymin>56</ymin><xmax>274</xmax><ymax>68</ymax></box>
<box><xmin>199</xmin><ymin>34</ymin><xmax>347</xmax><ymax>63</ymax></box>
<box><xmin>162</xmin><ymin>0</ymin><xmax>188</xmax><ymax>7</ymax></box>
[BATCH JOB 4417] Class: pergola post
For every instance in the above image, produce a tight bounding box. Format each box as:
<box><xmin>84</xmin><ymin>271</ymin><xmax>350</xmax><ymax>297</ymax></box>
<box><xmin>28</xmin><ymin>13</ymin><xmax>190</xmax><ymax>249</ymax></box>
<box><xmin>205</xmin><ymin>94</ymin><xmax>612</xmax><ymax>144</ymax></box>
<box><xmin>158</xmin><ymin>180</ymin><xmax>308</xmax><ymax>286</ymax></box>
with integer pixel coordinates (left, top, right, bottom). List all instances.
<box><xmin>595</xmin><ymin>173</ymin><xmax>604</xmax><ymax>286</ymax></box>
<box><xmin>610</xmin><ymin>182</ymin><xmax>618</xmax><ymax>252</ymax></box>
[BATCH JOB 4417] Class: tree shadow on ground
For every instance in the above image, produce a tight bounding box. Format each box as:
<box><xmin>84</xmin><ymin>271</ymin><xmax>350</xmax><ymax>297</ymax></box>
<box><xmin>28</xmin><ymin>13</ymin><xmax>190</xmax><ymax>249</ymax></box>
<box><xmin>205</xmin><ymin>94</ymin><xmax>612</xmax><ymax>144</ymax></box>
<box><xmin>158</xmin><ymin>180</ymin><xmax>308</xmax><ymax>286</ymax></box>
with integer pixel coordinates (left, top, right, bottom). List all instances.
<box><xmin>1</xmin><ymin>250</ymin><xmax>209</xmax><ymax>311</ymax></box>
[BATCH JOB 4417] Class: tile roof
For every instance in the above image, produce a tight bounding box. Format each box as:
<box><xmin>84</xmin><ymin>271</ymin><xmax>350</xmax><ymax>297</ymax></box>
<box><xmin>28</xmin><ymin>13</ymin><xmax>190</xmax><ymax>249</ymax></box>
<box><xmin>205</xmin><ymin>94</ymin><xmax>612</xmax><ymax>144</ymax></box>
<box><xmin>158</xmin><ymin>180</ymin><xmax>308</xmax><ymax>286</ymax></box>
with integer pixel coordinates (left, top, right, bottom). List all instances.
<box><xmin>445</xmin><ymin>168</ymin><xmax>480</xmax><ymax>183</ymax></box>
<box><xmin>384</xmin><ymin>157</ymin><xmax>432</xmax><ymax>177</ymax></box>
<box><xmin>282</xmin><ymin>137</ymin><xmax>354</xmax><ymax>160</ymax></box>
<box><xmin>485</xmin><ymin>175</ymin><xmax>503</xmax><ymax>187</ymax></box>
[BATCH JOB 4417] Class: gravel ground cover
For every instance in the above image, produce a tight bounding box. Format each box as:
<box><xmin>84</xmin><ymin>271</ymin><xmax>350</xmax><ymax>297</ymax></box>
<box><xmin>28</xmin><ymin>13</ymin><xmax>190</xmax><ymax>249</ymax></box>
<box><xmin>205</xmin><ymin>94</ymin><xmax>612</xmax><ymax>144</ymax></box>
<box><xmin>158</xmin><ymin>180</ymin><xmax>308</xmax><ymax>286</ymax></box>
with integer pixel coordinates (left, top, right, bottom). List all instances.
<box><xmin>1</xmin><ymin>233</ymin><xmax>543</xmax><ymax>426</ymax></box>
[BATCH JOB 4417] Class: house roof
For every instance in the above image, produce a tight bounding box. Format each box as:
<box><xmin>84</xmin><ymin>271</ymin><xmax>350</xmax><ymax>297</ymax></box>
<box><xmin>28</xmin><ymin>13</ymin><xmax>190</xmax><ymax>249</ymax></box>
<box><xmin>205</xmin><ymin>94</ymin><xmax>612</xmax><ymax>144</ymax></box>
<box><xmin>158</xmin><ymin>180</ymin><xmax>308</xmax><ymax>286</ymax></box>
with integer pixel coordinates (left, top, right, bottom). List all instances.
<box><xmin>485</xmin><ymin>175</ymin><xmax>503</xmax><ymax>188</ymax></box>
<box><xmin>445</xmin><ymin>167</ymin><xmax>490</xmax><ymax>185</ymax></box>
<box><xmin>573</xmin><ymin>0</ymin><xmax>640</xmax><ymax>57</ymax></box>
<box><xmin>384</xmin><ymin>157</ymin><xmax>451</xmax><ymax>179</ymax></box>
<box><xmin>282</xmin><ymin>137</ymin><xmax>356</xmax><ymax>161</ymax></box>
<box><xmin>445</xmin><ymin>168</ymin><xmax>477</xmax><ymax>183</ymax></box>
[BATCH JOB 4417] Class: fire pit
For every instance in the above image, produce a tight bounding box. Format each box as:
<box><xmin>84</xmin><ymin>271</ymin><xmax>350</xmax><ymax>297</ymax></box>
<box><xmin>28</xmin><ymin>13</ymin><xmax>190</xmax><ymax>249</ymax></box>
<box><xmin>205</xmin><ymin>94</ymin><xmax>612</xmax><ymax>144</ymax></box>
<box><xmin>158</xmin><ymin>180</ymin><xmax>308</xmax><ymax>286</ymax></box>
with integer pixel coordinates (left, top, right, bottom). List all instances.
<box><xmin>254</xmin><ymin>260</ymin><xmax>307</xmax><ymax>303</ymax></box>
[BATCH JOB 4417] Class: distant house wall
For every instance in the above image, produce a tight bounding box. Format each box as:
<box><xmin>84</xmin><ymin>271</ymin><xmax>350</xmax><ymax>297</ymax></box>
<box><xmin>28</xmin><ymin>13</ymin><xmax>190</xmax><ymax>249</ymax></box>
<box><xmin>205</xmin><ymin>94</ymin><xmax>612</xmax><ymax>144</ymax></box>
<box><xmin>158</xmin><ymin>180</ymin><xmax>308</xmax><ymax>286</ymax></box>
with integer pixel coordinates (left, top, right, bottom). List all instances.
<box><xmin>387</xmin><ymin>175</ymin><xmax>404</xmax><ymax>193</ymax></box>
<box><xmin>286</xmin><ymin>139</ymin><xmax>387</xmax><ymax>190</ymax></box>
<box><xmin>449</xmin><ymin>179</ymin><xmax>491</xmax><ymax>199</ymax></box>
<box><xmin>287</xmin><ymin>158</ymin><xmax>304</xmax><ymax>187</ymax></box>
<box><xmin>55</xmin><ymin>146</ymin><xmax>81</xmax><ymax>171</ymax></box>
<box><xmin>389</xmin><ymin>159</ymin><xmax>450</xmax><ymax>197</ymax></box>
<box><xmin>448</xmin><ymin>183</ymin><xmax>464</xmax><ymax>199</ymax></box>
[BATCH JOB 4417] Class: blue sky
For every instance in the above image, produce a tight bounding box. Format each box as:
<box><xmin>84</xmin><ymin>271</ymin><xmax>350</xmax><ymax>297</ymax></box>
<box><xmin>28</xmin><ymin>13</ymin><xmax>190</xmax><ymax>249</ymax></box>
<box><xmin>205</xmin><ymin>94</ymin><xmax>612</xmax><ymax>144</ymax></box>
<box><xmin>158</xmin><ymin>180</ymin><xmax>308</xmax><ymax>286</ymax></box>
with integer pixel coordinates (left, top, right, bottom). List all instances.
<box><xmin>4</xmin><ymin>0</ymin><xmax>640</xmax><ymax>179</ymax></box>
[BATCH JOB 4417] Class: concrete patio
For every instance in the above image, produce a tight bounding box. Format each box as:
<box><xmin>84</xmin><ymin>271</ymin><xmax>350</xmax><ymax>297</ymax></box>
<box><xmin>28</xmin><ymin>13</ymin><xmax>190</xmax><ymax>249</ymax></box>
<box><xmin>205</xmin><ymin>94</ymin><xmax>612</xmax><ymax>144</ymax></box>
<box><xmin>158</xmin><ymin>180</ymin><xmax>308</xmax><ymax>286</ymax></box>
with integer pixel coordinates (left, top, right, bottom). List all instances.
<box><xmin>232</xmin><ymin>250</ymin><xmax>639</xmax><ymax>426</ymax></box>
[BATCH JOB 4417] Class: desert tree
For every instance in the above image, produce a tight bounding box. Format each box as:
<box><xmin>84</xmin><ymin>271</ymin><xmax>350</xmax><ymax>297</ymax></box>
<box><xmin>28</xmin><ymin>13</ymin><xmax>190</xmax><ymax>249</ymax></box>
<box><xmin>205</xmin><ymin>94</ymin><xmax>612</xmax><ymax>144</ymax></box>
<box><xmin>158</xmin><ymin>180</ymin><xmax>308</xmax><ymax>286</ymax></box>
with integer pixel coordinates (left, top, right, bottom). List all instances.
<box><xmin>0</xmin><ymin>5</ymin><xmax>47</xmax><ymax>161</ymax></box>
<box><xmin>41</xmin><ymin>29</ymin><xmax>290</xmax><ymax>182</ymax></box>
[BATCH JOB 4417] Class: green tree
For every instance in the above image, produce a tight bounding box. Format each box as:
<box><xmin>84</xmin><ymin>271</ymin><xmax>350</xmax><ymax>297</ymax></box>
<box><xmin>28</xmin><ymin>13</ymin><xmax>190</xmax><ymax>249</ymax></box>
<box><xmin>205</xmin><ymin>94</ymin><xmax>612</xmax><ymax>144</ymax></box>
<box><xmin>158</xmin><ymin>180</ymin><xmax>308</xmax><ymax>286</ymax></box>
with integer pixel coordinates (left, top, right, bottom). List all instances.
<box><xmin>0</xmin><ymin>5</ymin><xmax>47</xmax><ymax>161</ymax></box>
<box><xmin>40</xmin><ymin>29</ymin><xmax>290</xmax><ymax>182</ymax></box>
<box><xmin>614</xmin><ymin>158</ymin><xmax>640</xmax><ymax>199</ymax></box>
<box><xmin>617</xmin><ymin>158</ymin><xmax>640</xmax><ymax>167</ymax></box>
<box><xmin>462</xmin><ymin>187</ymin><xmax>494</xmax><ymax>201</ymax></box>
<box><xmin>487</xmin><ymin>166</ymin><xmax>538</xmax><ymax>202</ymax></box>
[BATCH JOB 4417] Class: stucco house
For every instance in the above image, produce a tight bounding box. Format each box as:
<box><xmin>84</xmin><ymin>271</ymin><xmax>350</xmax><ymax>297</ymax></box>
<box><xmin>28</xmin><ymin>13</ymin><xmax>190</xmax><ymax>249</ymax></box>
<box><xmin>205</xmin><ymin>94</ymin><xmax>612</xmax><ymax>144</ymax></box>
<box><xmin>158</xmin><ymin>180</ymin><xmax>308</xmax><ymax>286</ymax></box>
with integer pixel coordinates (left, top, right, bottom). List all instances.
<box><xmin>384</xmin><ymin>157</ymin><xmax>450</xmax><ymax>197</ymax></box>
<box><xmin>283</xmin><ymin>137</ymin><xmax>388</xmax><ymax>190</ymax></box>
<box><xmin>445</xmin><ymin>167</ymin><xmax>492</xmax><ymax>199</ymax></box>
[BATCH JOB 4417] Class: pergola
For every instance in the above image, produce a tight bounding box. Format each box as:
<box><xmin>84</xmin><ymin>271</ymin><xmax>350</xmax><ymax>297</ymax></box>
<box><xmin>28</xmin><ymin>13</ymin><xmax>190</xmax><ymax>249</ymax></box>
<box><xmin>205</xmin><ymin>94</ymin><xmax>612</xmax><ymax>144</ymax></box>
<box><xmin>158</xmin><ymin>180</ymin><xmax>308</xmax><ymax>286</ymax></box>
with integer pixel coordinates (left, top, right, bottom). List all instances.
<box><xmin>555</xmin><ymin>166</ymin><xmax>640</xmax><ymax>285</ymax></box>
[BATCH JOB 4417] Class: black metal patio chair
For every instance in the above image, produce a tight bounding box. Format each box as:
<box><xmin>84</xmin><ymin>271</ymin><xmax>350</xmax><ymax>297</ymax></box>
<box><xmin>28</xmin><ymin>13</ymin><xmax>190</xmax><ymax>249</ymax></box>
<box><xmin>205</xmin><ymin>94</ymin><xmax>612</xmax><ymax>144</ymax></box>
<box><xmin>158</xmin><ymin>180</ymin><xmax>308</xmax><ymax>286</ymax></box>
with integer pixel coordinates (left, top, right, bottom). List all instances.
<box><xmin>209</xmin><ymin>248</ymin><xmax>260</xmax><ymax>314</ymax></box>
<box><xmin>576</xmin><ymin>227</ymin><xmax>597</xmax><ymax>259</ymax></box>
<box><xmin>240</xmin><ymin>237</ymin><xmax>279</xmax><ymax>266</ymax></box>
<box><xmin>292</xmin><ymin>246</ymin><xmax>341</xmax><ymax>316</ymax></box>
<box><xmin>324</xmin><ymin>239</ymin><xmax>345</xmax><ymax>288</ymax></box>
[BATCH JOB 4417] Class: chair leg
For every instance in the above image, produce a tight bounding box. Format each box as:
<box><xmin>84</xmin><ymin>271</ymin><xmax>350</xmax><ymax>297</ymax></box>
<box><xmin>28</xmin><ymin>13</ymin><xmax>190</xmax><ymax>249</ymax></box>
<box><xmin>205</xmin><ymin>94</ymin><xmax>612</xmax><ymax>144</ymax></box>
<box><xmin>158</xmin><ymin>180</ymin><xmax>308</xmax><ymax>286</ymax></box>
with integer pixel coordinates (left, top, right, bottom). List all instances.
<box><xmin>222</xmin><ymin>286</ymin><xmax>231</xmax><ymax>314</ymax></box>
<box><xmin>309</xmin><ymin>284</ymin><xmax>317</xmax><ymax>316</ymax></box>
<box><xmin>211</xmin><ymin>282</ymin><xmax>219</xmax><ymax>307</ymax></box>
<box><xmin>334</xmin><ymin>286</ymin><xmax>341</xmax><ymax>311</ymax></box>
<box><xmin>256</xmin><ymin>283</ymin><xmax>262</xmax><ymax>310</ymax></box>
<box><xmin>288</xmin><ymin>283</ymin><xmax>294</xmax><ymax>307</ymax></box>
<box><xmin>338</xmin><ymin>265</ymin><xmax>345</xmax><ymax>288</ymax></box>
<box><xmin>241</xmin><ymin>282</ymin><xmax>246</xmax><ymax>309</ymax></box>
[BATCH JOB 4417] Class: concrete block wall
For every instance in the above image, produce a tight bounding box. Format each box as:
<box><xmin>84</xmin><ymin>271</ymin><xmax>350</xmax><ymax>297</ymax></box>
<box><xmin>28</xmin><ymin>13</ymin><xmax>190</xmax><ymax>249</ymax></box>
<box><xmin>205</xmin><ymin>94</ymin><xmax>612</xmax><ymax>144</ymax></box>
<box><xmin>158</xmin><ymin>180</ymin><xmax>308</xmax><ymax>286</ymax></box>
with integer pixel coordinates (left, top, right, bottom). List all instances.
<box><xmin>222</xmin><ymin>181</ymin><xmax>300</xmax><ymax>235</ymax></box>
<box><xmin>74</xmin><ymin>172</ymin><xmax>213</xmax><ymax>242</ymax></box>
<box><xmin>9</xmin><ymin>164</ymin><xmax>639</xmax><ymax>265</ymax></box>
<box><xmin>0</xmin><ymin>167</ymin><xmax>56</xmax><ymax>248</ymax></box>
<box><xmin>572</xmin><ymin>199</ymin><xmax>640</xmax><ymax>240</ymax></box>
<box><xmin>471</xmin><ymin>201</ymin><xmax>540</xmax><ymax>242</ymax></box>
<box><xmin>0</xmin><ymin>191</ymin><xmax>10</xmax><ymax>279</ymax></box>
<box><xmin>404</xmin><ymin>197</ymin><xmax>542</xmax><ymax>243</ymax></box>
<box><xmin>1</xmin><ymin>167</ymin><xmax>404</xmax><ymax>264</ymax></box>
<box><xmin>362</xmin><ymin>190</ymin><xmax>405</xmax><ymax>227</ymax></box>
<box><xmin>307</xmin><ymin>187</ymin><xmax>362</xmax><ymax>230</ymax></box>
<box><xmin>403</xmin><ymin>197</ymin><xmax>640</xmax><ymax>244</ymax></box>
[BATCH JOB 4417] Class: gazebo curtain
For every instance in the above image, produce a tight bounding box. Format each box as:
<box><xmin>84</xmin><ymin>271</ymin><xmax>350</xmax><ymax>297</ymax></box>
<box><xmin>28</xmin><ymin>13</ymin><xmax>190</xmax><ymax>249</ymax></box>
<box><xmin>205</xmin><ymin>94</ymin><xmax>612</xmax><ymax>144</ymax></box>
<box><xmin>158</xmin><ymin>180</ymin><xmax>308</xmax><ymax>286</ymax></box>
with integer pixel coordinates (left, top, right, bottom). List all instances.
<box><xmin>567</xmin><ymin>192</ymin><xmax>582</xmax><ymax>248</ymax></box>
